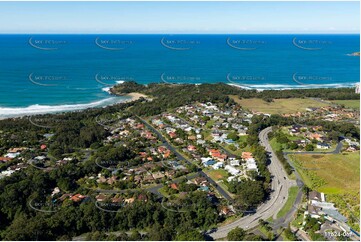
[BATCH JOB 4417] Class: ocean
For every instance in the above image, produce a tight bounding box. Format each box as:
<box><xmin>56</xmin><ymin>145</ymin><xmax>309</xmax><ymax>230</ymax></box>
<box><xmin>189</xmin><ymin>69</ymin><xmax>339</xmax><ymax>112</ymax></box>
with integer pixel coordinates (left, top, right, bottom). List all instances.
<box><xmin>0</xmin><ymin>34</ymin><xmax>359</xmax><ymax>117</ymax></box>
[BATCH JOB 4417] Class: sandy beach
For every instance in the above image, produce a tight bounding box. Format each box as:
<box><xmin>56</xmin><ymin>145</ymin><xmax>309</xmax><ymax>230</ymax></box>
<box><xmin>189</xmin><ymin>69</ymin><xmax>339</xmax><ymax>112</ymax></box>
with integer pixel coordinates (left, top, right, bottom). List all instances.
<box><xmin>124</xmin><ymin>92</ymin><xmax>149</xmax><ymax>102</ymax></box>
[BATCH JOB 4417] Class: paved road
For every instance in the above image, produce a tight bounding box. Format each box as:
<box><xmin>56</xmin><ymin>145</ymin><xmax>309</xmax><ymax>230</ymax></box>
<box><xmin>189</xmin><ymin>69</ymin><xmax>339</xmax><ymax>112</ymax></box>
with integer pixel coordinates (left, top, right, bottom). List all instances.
<box><xmin>136</xmin><ymin>116</ymin><xmax>233</xmax><ymax>201</ymax></box>
<box><xmin>208</xmin><ymin>127</ymin><xmax>297</xmax><ymax>239</ymax></box>
<box><xmin>283</xmin><ymin>142</ymin><xmax>343</xmax><ymax>155</ymax></box>
<box><xmin>272</xmin><ymin>188</ymin><xmax>303</xmax><ymax>230</ymax></box>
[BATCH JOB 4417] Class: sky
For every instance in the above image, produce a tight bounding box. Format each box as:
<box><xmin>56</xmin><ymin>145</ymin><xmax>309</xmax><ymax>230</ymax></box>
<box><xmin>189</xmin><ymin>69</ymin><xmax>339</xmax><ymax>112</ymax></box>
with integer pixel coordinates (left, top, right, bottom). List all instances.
<box><xmin>0</xmin><ymin>1</ymin><xmax>359</xmax><ymax>34</ymax></box>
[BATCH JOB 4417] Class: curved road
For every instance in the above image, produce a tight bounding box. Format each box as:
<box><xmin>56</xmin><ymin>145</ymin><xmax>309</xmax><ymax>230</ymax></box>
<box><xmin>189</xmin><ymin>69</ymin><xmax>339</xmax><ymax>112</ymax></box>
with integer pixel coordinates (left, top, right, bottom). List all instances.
<box><xmin>209</xmin><ymin>127</ymin><xmax>297</xmax><ymax>239</ymax></box>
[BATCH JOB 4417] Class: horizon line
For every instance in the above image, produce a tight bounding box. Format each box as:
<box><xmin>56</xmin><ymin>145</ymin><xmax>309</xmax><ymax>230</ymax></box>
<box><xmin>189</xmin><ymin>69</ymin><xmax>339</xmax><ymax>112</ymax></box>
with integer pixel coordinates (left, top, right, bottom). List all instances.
<box><xmin>0</xmin><ymin>32</ymin><xmax>359</xmax><ymax>35</ymax></box>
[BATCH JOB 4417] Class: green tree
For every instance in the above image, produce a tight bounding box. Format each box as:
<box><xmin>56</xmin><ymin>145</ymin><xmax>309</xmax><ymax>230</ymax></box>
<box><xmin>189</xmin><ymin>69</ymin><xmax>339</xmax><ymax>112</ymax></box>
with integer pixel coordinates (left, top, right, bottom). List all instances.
<box><xmin>289</xmin><ymin>142</ymin><xmax>299</xmax><ymax>150</ymax></box>
<box><xmin>227</xmin><ymin>132</ymin><xmax>239</xmax><ymax>141</ymax></box>
<box><xmin>175</xmin><ymin>229</ymin><xmax>204</xmax><ymax>241</ymax></box>
<box><xmin>227</xmin><ymin>227</ymin><xmax>246</xmax><ymax>241</ymax></box>
<box><xmin>305</xmin><ymin>144</ymin><xmax>314</xmax><ymax>151</ymax></box>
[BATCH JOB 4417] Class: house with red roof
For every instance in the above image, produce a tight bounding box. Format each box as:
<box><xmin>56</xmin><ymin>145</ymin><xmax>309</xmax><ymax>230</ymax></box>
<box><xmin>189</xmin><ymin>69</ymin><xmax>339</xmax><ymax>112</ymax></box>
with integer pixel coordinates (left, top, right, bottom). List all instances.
<box><xmin>170</xmin><ymin>183</ymin><xmax>179</xmax><ymax>190</ymax></box>
<box><xmin>70</xmin><ymin>194</ymin><xmax>87</xmax><ymax>203</ymax></box>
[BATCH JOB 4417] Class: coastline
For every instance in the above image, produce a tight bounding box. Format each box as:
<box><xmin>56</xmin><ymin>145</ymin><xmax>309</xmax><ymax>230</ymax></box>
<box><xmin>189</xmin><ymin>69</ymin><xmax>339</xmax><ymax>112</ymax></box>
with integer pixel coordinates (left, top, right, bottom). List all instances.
<box><xmin>227</xmin><ymin>82</ymin><xmax>359</xmax><ymax>91</ymax></box>
<box><xmin>0</xmin><ymin>80</ymin><xmax>357</xmax><ymax>120</ymax></box>
<box><xmin>0</xmin><ymin>92</ymin><xmax>148</xmax><ymax>120</ymax></box>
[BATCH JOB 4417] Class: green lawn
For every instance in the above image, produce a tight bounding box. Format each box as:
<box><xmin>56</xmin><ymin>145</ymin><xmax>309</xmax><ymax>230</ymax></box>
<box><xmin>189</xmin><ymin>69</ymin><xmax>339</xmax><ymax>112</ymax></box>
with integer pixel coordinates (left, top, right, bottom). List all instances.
<box><xmin>289</xmin><ymin>152</ymin><xmax>360</xmax><ymax>194</ymax></box>
<box><xmin>237</xmin><ymin>135</ymin><xmax>248</xmax><ymax>143</ymax></box>
<box><xmin>291</xmin><ymin>211</ymin><xmax>305</xmax><ymax>229</ymax></box>
<box><xmin>269</xmin><ymin>138</ymin><xmax>283</xmax><ymax>152</ymax></box>
<box><xmin>277</xmin><ymin>186</ymin><xmax>299</xmax><ymax>218</ymax></box>
<box><xmin>331</xmin><ymin>100</ymin><xmax>360</xmax><ymax>110</ymax></box>
<box><xmin>206</xmin><ymin>169</ymin><xmax>229</xmax><ymax>181</ymax></box>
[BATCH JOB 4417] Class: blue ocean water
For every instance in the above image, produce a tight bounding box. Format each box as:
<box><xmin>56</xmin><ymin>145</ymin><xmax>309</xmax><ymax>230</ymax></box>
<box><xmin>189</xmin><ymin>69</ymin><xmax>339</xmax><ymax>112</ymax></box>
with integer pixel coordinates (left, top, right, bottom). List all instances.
<box><xmin>0</xmin><ymin>34</ymin><xmax>359</xmax><ymax>117</ymax></box>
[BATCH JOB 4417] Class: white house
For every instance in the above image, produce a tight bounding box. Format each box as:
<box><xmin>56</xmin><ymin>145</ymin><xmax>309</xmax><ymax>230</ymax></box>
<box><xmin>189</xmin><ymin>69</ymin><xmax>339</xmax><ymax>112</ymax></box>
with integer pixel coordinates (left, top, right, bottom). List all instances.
<box><xmin>229</xmin><ymin>159</ymin><xmax>240</xmax><ymax>166</ymax></box>
<box><xmin>5</xmin><ymin>152</ymin><xmax>20</xmax><ymax>159</ymax></box>
<box><xmin>225</xmin><ymin>165</ymin><xmax>240</xmax><ymax>176</ymax></box>
<box><xmin>212</xmin><ymin>162</ymin><xmax>224</xmax><ymax>170</ymax></box>
<box><xmin>246</xmin><ymin>158</ymin><xmax>258</xmax><ymax>172</ymax></box>
<box><xmin>317</xmin><ymin>142</ymin><xmax>330</xmax><ymax>149</ymax></box>
<box><xmin>227</xmin><ymin>176</ymin><xmax>238</xmax><ymax>182</ymax></box>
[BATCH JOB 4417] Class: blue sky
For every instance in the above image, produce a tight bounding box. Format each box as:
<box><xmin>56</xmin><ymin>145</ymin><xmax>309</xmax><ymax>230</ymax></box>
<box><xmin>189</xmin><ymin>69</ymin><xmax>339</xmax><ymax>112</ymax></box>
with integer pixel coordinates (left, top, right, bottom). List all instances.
<box><xmin>0</xmin><ymin>1</ymin><xmax>359</xmax><ymax>34</ymax></box>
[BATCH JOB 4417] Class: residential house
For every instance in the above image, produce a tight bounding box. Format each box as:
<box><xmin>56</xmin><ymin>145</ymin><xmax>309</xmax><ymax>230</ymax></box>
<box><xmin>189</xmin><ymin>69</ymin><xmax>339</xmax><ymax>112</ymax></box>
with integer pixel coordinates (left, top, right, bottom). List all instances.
<box><xmin>201</xmin><ymin>158</ymin><xmax>216</xmax><ymax>167</ymax></box>
<box><xmin>194</xmin><ymin>177</ymin><xmax>208</xmax><ymax>186</ymax></box>
<box><xmin>229</xmin><ymin>159</ymin><xmax>240</xmax><ymax>166</ymax></box>
<box><xmin>124</xmin><ymin>197</ymin><xmax>135</xmax><ymax>204</ymax></box>
<box><xmin>225</xmin><ymin>165</ymin><xmax>240</xmax><ymax>176</ymax></box>
<box><xmin>212</xmin><ymin>162</ymin><xmax>224</xmax><ymax>170</ymax></box>
<box><xmin>317</xmin><ymin>142</ymin><xmax>330</xmax><ymax>149</ymax></box>
<box><xmin>246</xmin><ymin>158</ymin><xmax>258</xmax><ymax>172</ymax></box>
<box><xmin>70</xmin><ymin>194</ymin><xmax>87</xmax><ymax>203</ymax></box>
<box><xmin>170</xmin><ymin>183</ymin><xmax>179</xmax><ymax>190</ymax></box>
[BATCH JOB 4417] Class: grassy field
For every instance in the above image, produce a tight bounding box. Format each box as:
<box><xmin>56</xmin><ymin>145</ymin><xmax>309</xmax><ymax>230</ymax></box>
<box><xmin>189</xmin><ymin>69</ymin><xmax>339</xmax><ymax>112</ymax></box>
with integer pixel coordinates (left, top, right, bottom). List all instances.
<box><xmin>290</xmin><ymin>152</ymin><xmax>360</xmax><ymax>231</ymax></box>
<box><xmin>230</xmin><ymin>96</ymin><xmax>326</xmax><ymax>114</ymax></box>
<box><xmin>291</xmin><ymin>211</ymin><xmax>305</xmax><ymax>229</ymax></box>
<box><xmin>289</xmin><ymin>152</ymin><xmax>360</xmax><ymax>194</ymax></box>
<box><xmin>269</xmin><ymin>138</ymin><xmax>283</xmax><ymax>152</ymax></box>
<box><xmin>206</xmin><ymin>169</ymin><xmax>229</xmax><ymax>181</ymax></box>
<box><xmin>331</xmin><ymin>100</ymin><xmax>360</xmax><ymax>110</ymax></box>
<box><xmin>277</xmin><ymin>186</ymin><xmax>299</xmax><ymax>219</ymax></box>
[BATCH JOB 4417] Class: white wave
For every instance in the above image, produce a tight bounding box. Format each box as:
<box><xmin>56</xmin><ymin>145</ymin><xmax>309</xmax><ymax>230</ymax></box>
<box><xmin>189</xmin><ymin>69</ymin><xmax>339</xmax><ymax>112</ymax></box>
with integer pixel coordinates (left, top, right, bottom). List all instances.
<box><xmin>227</xmin><ymin>83</ymin><xmax>253</xmax><ymax>90</ymax></box>
<box><xmin>0</xmin><ymin>97</ymin><xmax>129</xmax><ymax>119</ymax></box>
<box><xmin>102</xmin><ymin>87</ymin><xmax>111</xmax><ymax>94</ymax></box>
<box><xmin>116</xmin><ymin>80</ymin><xmax>125</xmax><ymax>84</ymax></box>
<box><xmin>228</xmin><ymin>82</ymin><xmax>358</xmax><ymax>91</ymax></box>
